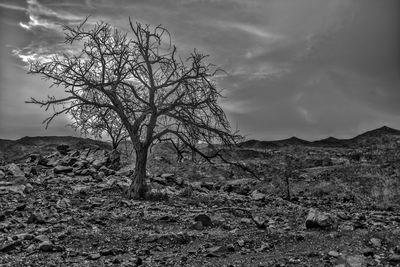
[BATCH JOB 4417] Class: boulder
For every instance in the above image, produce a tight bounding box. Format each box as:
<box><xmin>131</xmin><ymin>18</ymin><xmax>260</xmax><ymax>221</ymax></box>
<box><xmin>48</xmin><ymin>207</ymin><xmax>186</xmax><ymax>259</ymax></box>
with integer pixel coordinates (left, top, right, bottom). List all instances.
<box><xmin>305</xmin><ymin>208</ymin><xmax>337</xmax><ymax>230</ymax></box>
<box><xmin>38</xmin><ymin>241</ymin><xmax>64</xmax><ymax>252</ymax></box>
<box><xmin>56</xmin><ymin>144</ymin><xmax>70</xmax><ymax>155</ymax></box>
<box><xmin>174</xmin><ymin>177</ymin><xmax>184</xmax><ymax>186</ymax></box>
<box><xmin>0</xmin><ymin>240</ymin><xmax>22</xmax><ymax>252</ymax></box>
<box><xmin>7</xmin><ymin>163</ymin><xmax>25</xmax><ymax>178</ymax></box>
<box><xmin>161</xmin><ymin>173</ymin><xmax>174</xmax><ymax>179</ymax></box>
<box><xmin>56</xmin><ymin>198</ymin><xmax>71</xmax><ymax>209</ymax></box>
<box><xmin>251</xmin><ymin>190</ymin><xmax>266</xmax><ymax>201</ymax></box>
<box><xmin>370</xmin><ymin>238</ymin><xmax>381</xmax><ymax>247</ymax></box>
<box><xmin>26</xmin><ymin>153</ymin><xmax>42</xmax><ymax>164</ymax></box>
<box><xmin>27</xmin><ymin>213</ymin><xmax>46</xmax><ymax>224</ymax></box>
<box><xmin>54</xmin><ymin>165</ymin><xmax>73</xmax><ymax>174</ymax></box>
<box><xmin>206</xmin><ymin>245</ymin><xmax>229</xmax><ymax>257</ymax></box>
<box><xmin>86</xmin><ymin>149</ymin><xmax>108</xmax><ymax>168</ymax></box>
<box><xmin>190</xmin><ymin>221</ymin><xmax>204</xmax><ymax>230</ymax></box>
<box><xmin>389</xmin><ymin>254</ymin><xmax>400</xmax><ymax>263</ymax></box>
<box><xmin>99</xmin><ymin>166</ymin><xmax>115</xmax><ymax>176</ymax></box>
<box><xmin>152</xmin><ymin>176</ymin><xmax>167</xmax><ymax>185</ymax></box>
<box><xmin>34</xmin><ymin>235</ymin><xmax>50</xmax><ymax>242</ymax></box>
<box><xmin>194</xmin><ymin>214</ymin><xmax>212</xmax><ymax>227</ymax></box>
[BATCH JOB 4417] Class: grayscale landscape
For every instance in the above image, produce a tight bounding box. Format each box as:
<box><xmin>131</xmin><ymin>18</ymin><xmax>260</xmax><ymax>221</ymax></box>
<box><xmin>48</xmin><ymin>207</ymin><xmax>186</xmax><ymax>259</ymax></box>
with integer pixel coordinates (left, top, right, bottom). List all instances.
<box><xmin>0</xmin><ymin>0</ymin><xmax>399</xmax><ymax>266</ymax></box>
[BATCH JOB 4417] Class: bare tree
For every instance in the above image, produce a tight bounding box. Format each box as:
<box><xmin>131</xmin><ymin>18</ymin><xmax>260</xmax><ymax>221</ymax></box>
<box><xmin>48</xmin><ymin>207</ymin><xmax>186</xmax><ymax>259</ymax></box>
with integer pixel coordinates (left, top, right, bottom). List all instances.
<box><xmin>69</xmin><ymin>105</ymin><xmax>128</xmax><ymax>149</ymax></box>
<box><xmin>27</xmin><ymin>18</ymin><xmax>241</xmax><ymax>199</ymax></box>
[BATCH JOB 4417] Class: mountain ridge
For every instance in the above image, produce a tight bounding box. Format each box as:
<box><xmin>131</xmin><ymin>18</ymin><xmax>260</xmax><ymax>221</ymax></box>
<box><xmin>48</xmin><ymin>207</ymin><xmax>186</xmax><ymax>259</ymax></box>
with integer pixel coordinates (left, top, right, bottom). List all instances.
<box><xmin>240</xmin><ymin>125</ymin><xmax>400</xmax><ymax>149</ymax></box>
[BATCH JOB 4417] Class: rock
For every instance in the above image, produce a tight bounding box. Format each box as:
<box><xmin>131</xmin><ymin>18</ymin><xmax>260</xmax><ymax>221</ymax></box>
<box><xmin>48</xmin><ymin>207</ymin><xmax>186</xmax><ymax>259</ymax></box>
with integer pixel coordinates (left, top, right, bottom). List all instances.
<box><xmin>370</xmin><ymin>238</ymin><xmax>381</xmax><ymax>247</ymax></box>
<box><xmin>24</xmin><ymin>166</ymin><xmax>37</xmax><ymax>176</ymax></box>
<box><xmin>251</xmin><ymin>190</ymin><xmax>266</xmax><ymax>201</ymax></box>
<box><xmin>0</xmin><ymin>170</ymin><xmax>5</xmax><ymax>179</ymax></box>
<box><xmin>26</xmin><ymin>153</ymin><xmax>41</xmax><ymax>164</ymax></box>
<box><xmin>389</xmin><ymin>254</ymin><xmax>400</xmax><ymax>263</ymax></box>
<box><xmin>194</xmin><ymin>214</ymin><xmax>212</xmax><ymax>227</ymax></box>
<box><xmin>174</xmin><ymin>177</ymin><xmax>184</xmax><ymax>186</ymax></box>
<box><xmin>345</xmin><ymin>255</ymin><xmax>365</xmax><ymax>267</ymax></box>
<box><xmin>88</xmin><ymin>253</ymin><xmax>101</xmax><ymax>260</ymax></box>
<box><xmin>54</xmin><ymin>165</ymin><xmax>73</xmax><ymax>174</ymax></box>
<box><xmin>362</xmin><ymin>248</ymin><xmax>374</xmax><ymax>257</ymax></box>
<box><xmin>100</xmin><ymin>248</ymin><xmax>125</xmax><ymax>256</ymax></box>
<box><xmin>0</xmin><ymin>185</ymin><xmax>26</xmax><ymax>196</ymax></box>
<box><xmin>63</xmin><ymin>157</ymin><xmax>78</xmax><ymax>166</ymax></box>
<box><xmin>305</xmin><ymin>208</ymin><xmax>337</xmax><ymax>230</ymax></box>
<box><xmin>38</xmin><ymin>241</ymin><xmax>64</xmax><ymax>252</ymax></box>
<box><xmin>56</xmin><ymin>198</ymin><xmax>71</xmax><ymax>209</ymax></box>
<box><xmin>237</xmin><ymin>239</ymin><xmax>245</xmax><ymax>247</ymax></box>
<box><xmin>152</xmin><ymin>176</ymin><xmax>167</xmax><ymax>185</ymax></box>
<box><xmin>27</xmin><ymin>213</ymin><xmax>46</xmax><ymax>224</ymax></box>
<box><xmin>161</xmin><ymin>173</ymin><xmax>174</xmax><ymax>179</ymax></box>
<box><xmin>252</xmin><ymin>216</ymin><xmax>266</xmax><ymax>229</ymax></box>
<box><xmin>226</xmin><ymin>243</ymin><xmax>235</xmax><ymax>252</ymax></box>
<box><xmin>16</xmin><ymin>233</ymin><xmax>34</xmax><ymax>240</ymax></box>
<box><xmin>328</xmin><ymin>250</ymin><xmax>341</xmax><ymax>257</ymax></box>
<box><xmin>190</xmin><ymin>221</ymin><xmax>204</xmax><ymax>230</ymax></box>
<box><xmin>73</xmin><ymin>160</ymin><xmax>89</xmax><ymax>169</ymax></box>
<box><xmin>76</xmin><ymin>168</ymin><xmax>95</xmax><ymax>176</ymax></box>
<box><xmin>34</xmin><ymin>235</ymin><xmax>50</xmax><ymax>242</ymax></box>
<box><xmin>240</xmin><ymin>218</ymin><xmax>252</xmax><ymax>224</ymax></box>
<box><xmin>201</xmin><ymin>182</ymin><xmax>215</xmax><ymax>191</ymax></box>
<box><xmin>7</xmin><ymin>163</ymin><xmax>25</xmax><ymax>178</ymax></box>
<box><xmin>206</xmin><ymin>246</ymin><xmax>228</xmax><ymax>257</ymax></box>
<box><xmin>72</xmin><ymin>185</ymin><xmax>90</xmax><ymax>194</ymax></box>
<box><xmin>256</xmin><ymin>242</ymin><xmax>272</xmax><ymax>252</ymax></box>
<box><xmin>87</xmin><ymin>150</ymin><xmax>108</xmax><ymax>168</ymax></box>
<box><xmin>57</xmin><ymin>144</ymin><xmax>70</xmax><ymax>155</ymax></box>
<box><xmin>99</xmin><ymin>166</ymin><xmax>115</xmax><ymax>176</ymax></box>
<box><xmin>336</xmin><ymin>211</ymin><xmax>351</xmax><ymax>220</ymax></box>
<box><xmin>0</xmin><ymin>240</ymin><xmax>21</xmax><ymax>252</ymax></box>
<box><xmin>223</xmin><ymin>179</ymin><xmax>252</xmax><ymax>195</ymax></box>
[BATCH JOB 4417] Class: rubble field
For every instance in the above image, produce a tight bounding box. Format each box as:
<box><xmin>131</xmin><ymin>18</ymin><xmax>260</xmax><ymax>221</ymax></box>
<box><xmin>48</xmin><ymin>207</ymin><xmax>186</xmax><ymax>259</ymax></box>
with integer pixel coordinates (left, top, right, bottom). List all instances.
<box><xmin>1</xmin><ymin>130</ymin><xmax>400</xmax><ymax>266</ymax></box>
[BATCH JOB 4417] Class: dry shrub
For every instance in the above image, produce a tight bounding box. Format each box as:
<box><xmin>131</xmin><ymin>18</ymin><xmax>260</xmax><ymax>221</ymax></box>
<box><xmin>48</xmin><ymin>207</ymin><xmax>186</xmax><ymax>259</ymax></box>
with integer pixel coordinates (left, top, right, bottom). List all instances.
<box><xmin>145</xmin><ymin>190</ymin><xmax>169</xmax><ymax>202</ymax></box>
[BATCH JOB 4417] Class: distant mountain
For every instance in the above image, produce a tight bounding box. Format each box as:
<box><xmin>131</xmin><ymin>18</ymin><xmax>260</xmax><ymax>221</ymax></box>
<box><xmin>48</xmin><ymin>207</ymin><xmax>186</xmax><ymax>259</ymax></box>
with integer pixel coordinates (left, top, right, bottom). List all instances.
<box><xmin>351</xmin><ymin>126</ymin><xmax>400</xmax><ymax>140</ymax></box>
<box><xmin>240</xmin><ymin>126</ymin><xmax>400</xmax><ymax>149</ymax></box>
<box><xmin>311</xmin><ymin>137</ymin><xmax>351</xmax><ymax>148</ymax></box>
<box><xmin>0</xmin><ymin>136</ymin><xmax>112</xmax><ymax>163</ymax></box>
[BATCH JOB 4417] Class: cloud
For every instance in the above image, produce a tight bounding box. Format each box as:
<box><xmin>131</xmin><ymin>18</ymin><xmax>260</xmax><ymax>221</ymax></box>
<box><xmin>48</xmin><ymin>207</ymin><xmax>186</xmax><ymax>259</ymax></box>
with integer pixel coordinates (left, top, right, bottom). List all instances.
<box><xmin>215</xmin><ymin>21</ymin><xmax>283</xmax><ymax>41</ymax></box>
<box><xmin>19</xmin><ymin>0</ymin><xmax>83</xmax><ymax>31</ymax></box>
<box><xmin>2</xmin><ymin>0</ymin><xmax>400</xmax><ymax>140</ymax></box>
<box><xmin>0</xmin><ymin>3</ymin><xmax>26</xmax><ymax>11</ymax></box>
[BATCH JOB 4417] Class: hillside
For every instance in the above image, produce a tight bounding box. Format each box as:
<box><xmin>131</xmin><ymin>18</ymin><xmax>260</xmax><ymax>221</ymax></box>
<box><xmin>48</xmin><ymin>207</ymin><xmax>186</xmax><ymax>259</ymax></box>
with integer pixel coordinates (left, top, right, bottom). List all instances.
<box><xmin>1</xmin><ymin>127</ymin><xmax>400</xmax><ymax>266</ymax></box>
<box><xmin>0</xmin><ymin>136</ymin><xmax>112</xmax><ymax>163</ymax></box>
<box><xmin>240</xmin><ymin>126</ymin><xmax>400</xmax><ymax>149</ymax></box>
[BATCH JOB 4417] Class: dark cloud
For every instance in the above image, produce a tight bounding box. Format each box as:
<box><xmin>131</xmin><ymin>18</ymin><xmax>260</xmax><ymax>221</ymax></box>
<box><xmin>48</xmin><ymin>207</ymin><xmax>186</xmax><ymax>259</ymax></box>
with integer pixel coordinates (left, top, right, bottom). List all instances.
<box><xmin>1</xmin><ymin>0</ymin><xmax>399</xmax><ymax>140</ymax></box>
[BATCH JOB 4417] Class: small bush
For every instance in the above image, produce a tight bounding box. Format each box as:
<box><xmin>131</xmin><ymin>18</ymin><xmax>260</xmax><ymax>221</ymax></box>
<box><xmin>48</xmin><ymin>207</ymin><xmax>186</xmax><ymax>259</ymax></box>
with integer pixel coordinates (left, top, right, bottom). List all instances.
<box><xmin>309</xmin><ymin>181</ymin><xmax>338</xmax><ymax>197</ymax></box>
<box><xmin>179</xmin><ymin>186</ymin><xmax>194</xmax><ymax>198</ymax></box>
<box><xmin>145</xmin><ymin>190</ymin><xmax>169</xmax><ymax>202</ymax></box>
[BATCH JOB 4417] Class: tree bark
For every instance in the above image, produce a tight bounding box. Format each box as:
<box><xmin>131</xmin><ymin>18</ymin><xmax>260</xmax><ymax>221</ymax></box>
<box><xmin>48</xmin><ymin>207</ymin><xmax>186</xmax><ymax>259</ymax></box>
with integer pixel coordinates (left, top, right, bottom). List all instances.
<box><xmin>126</xmin><ymin>148</ymin><xmax>148</xmax><ymax>199</ymax></box>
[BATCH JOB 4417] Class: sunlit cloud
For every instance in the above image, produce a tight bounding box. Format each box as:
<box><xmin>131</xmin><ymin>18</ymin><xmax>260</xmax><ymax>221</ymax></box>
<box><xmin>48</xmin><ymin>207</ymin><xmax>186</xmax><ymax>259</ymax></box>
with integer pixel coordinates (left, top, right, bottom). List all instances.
<box><xmin>0</xmin><ymin>3</ymin><xmax>26</xmax><ymax>11</ymax></box>
<box><xmin>19</xmin><ymin>14</ymin><xmax>58</xmax><ymax>30</ymax></box>
<box><xmin>19</xmin><ymin>0</ymin><xmax>83</xmax><ymax>31</ymax></box>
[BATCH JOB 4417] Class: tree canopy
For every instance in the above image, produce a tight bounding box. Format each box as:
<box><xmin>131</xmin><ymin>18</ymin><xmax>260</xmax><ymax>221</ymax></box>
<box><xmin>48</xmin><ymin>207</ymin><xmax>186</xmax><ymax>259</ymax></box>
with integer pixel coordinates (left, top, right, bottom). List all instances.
<box><xmin>27</xmin><ymin>18</ymin><xmax>241</xmax><ymax>198</ymax></box>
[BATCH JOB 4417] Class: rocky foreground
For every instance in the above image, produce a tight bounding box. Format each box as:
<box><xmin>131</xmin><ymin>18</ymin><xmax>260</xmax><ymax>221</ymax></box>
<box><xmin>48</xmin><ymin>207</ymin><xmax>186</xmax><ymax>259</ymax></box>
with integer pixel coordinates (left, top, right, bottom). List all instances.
<box><xmin>1</xmin><ymin>135</ymin><xmax>400</xmax><ymax>266</ymax></box>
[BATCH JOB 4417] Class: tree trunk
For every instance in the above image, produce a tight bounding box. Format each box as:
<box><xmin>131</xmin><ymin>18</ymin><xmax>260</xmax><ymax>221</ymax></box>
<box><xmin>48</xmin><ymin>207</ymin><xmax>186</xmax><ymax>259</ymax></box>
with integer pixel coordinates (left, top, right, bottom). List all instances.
<box><xmin>126</xmin><ymin>148</ymin><xmax>148</xmax><ymax>199</ymax></box>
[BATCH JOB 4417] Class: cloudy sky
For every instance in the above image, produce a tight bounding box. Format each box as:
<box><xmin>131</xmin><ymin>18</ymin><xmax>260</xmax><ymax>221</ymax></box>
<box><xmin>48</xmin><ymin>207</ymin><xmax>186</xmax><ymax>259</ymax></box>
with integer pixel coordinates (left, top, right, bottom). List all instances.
<box><xmin>0</xmin><ymin>0</ymin><xmax>399</xmax><ymax>140</ymax></box>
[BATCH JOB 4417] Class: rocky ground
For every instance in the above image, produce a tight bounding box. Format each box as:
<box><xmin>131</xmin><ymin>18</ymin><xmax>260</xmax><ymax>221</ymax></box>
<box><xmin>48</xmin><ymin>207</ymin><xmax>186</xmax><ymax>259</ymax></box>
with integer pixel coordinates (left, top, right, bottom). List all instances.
<box><xmin>1</xmin><ymin>130</ymin><xmax>400</xmax><ymax>266</ymax></box>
